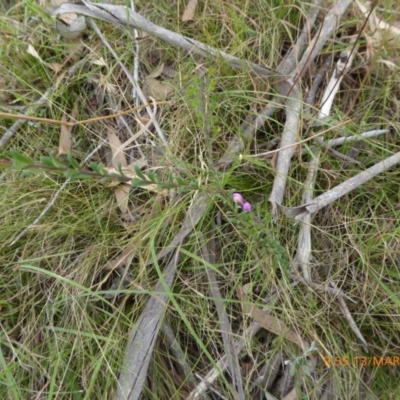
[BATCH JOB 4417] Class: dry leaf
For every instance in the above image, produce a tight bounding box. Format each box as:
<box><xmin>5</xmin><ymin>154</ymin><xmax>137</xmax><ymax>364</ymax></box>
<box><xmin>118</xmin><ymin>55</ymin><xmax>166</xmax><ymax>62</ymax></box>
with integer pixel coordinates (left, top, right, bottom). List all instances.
<box><xmin>58</xmin><ymin>116</ymin><xmax>73</xmax><ymax>155</ymax></box>
<box><xmin>27</xmin><ymin>44</ymin><xmax>43</xmax><ymax>61</ymax></box>
<box><xmin>147</xmin><ymin>63</ymin><xmax>166</xmax><ymax>79</ymax></box>
<box><xmin>54</xmin><ymin>0</ymin><xmax>86</xmax><ymax>38</ymax></box>
<box><xmin>27</xmin><ymin>44</ymin><xmax>63</xmax><ymax>73</ymax></box>
<box><xmin>238</xmin><ymin>287</ymin><xmax>309</xmax><ymax>351</ymax></box>
<box><xmin>44</xmin><ymin>62</ymin><xmax>63</xmax><ymax>73</ymax></box>
<box><xmin>58</xmin><ymin>103</ymin><xmax>77</xmax><ymax>155</ymax></box>
<box><xmin>182</xmin><ymin>0</ymin><xmax>198</xmax><ymax>21</ymax></box>
<box><xmin>107</xmin><ymin>128</ymin><xmax>128</xmax><ymax>168</ymax></box>
<box><xmin>91</xmin><ymin>56</ymin><xmax>107</xmax><ymax>66</ymax></box>
<box><xmin>114</xmin><ymin>183</ymin><xmax>131</xmax><ymax>214</ymax></box>
<box><xmin>107</xmin><ymin>129</ymin><xmax>132</xmax><ymax>215</ymax></box>
<box><xmin>144</xmin><ymin>77</ymin><xmax>174</xmax><ymax>101</ymax></box>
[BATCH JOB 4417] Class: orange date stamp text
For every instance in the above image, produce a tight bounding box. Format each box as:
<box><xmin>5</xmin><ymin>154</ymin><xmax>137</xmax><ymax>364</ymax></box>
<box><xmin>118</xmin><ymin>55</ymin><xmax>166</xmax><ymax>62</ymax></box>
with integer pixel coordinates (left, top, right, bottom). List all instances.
<box><xmin>323</xmin><ymin>356</ymin><xmax>400</xmax><ymax>367</ymax></box>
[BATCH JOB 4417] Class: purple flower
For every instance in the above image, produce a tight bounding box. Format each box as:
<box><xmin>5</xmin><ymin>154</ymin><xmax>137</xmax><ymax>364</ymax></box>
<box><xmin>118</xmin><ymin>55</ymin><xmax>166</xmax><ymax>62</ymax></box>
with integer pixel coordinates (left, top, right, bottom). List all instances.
<box><xmin>232</xmin><ymin>192</ymin><xmax>244</xmax><ymax>206</ymax></box>
<box><xmin>232</xmin><ymin>192</ymin><xmax>252</xmax><ymax>212</ymax></box>
<box><xmin>242</xmin><ymin>202</ymin><xmax>252</xmax><ymax>212</ymax></box>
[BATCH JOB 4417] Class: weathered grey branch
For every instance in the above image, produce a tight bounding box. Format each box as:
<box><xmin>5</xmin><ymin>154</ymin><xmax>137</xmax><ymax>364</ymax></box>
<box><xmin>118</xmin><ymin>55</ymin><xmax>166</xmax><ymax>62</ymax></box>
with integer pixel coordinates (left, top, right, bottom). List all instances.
<box><xmin>160</xmin><ymin>322</ymin><xmax>201</xmax><ymax>392</ymax></box>
<box><xmin>294</xmin><ymin>49</ymin><xmax>356</xmax><ymax>280</ymax></box>
<box><xmin>201</xmin><ymin>236</ymin><xmax>244</xmax><ymax>400</ymax></box>
<box><xmin>291</xmin><ymin>0</ymin><xmax>352</xmax><ymax>80</ymax></box>
<box><xmin>53</xmin><ymin>1</ymin><xmax>293</xmax><ymax>94</ymax></box>
<box><xmin>268</xmin><ymin>0</ymin><xmax>352</xmax><ymax>217</ymax></box>
<box><xmin>280</xmin><ymin>150</ymin><xmax>400</xmax><ymax>219</ymax></box>
<box><xmin>330</xmin><ymin>281</ymin><xmax>369</xmax><ymax>352</ymax></box>
<box><xmin>115</xmin><ymin>250</ymin><xmax>181</xmax><ymax>400</ymax></box>
<box><xmin>280</xmin><ymin>0</ymin><xmax>323</xmax><ymax>75</ymax></box>
<box><xmin>86</xmin><ymin>18</ymin><xmax>167</xmax><ymax>146</ymax></box>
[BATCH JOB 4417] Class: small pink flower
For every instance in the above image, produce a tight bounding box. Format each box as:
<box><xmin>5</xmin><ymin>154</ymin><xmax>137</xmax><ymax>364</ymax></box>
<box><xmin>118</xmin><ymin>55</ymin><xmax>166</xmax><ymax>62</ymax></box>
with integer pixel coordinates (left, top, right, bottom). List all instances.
<box><xmin>232</xmin><ymin>192</ymin><xmax>252</xmax><ymax>212</ymax></box>
<box><xmin>243</xmin><ymin>202</ymin><xmax>252</xmax><ymax>212</ymax></box>
<box><xmin>232</xmin><ymin>192</ymin><xmax>244</xmax><ymax>206</ymax></box>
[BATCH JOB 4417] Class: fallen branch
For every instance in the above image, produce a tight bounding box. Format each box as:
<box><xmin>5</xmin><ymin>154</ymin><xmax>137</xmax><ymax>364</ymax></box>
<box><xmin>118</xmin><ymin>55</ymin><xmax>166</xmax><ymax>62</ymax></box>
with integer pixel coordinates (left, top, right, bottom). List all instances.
<box><xmin>294</xmin><ymin>48</ymin><xmax>356</xmax><ymax>279</ymax></box>
<box><xmin>268</xmin><ymin>0</ymin><xmax>352</xmax><ymax>218</ymax></box>
<box><xmin>86</xmin><ymin>18</ymin><xmax>168</xmax><ymax>146</ymax></box>
<box><xmin>280</xmin><ymin>149</ymin><xmax>400</xmax><ymax>219</ymax></box>
<box><xmin>53</xmin><ymin>1</ymin><xmax>291</xmax><ymax>94</ymax></box>
<box><xmin>201</xmin><ymin>235</ymin><xmax>244</xmax><ymax>400</ymax></box>
<box><xmin>115</xmin><ymin>249</ymin><xmax>181</xmax><ymax>400</ymax></box>
<box><xmin>329</xmin><ymin>281</ymin><xmax>369</xmax><ymax>352</ymax></box>
<box><xmin>160</xmin><ymin>322</ymin><xmax>201</xmax><ymax>393</ymax></box>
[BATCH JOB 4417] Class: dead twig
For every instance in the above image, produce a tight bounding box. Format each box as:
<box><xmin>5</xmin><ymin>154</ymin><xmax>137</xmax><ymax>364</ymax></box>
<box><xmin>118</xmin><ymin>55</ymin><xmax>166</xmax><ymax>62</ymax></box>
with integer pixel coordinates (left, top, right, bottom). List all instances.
<box><xmin>115</xmin><ymin>248</ymin><xmax>182</xmax><ymax>400</ymax></box>
<box><xmin>279</xmin><ymin>149</ymin><xmax>400</xmax><ymax>219</ymax></box>
<box><xmin>294</xmin><ymin>49</ymin><xmax>356</xmax><ymax>280</ymax></box>
<box><xmin>200</xmin><ymin>235</ymin><xmax>245</xmax><ymax>400</ymax></box>
<box><xmin>329</xmin><ymin>281</ymin><xmax>369</xmax><ymax>352</ymax></box>
<box><xmin>280</xmin><ymin>0</ymin><xmax>323</xmax><ymax>75</ymax></box>
<box><xmin>53</xmin><ymin>1</ymin><xmax>290</xmax><ymax>93</ymax></box>
<box><xmin>269</xmin><ymin>0</ymin><xmax>353</xmax><ymax>218</ymax></box>
<box><xmin>160</xmin><ymin>322</ymin><xmax>201</xmax><ymax>393</ymax></box>
<box><xmin>0</xmin><ymin>102</ymin><xmax>161</xmax><ymax>128</ymax></box>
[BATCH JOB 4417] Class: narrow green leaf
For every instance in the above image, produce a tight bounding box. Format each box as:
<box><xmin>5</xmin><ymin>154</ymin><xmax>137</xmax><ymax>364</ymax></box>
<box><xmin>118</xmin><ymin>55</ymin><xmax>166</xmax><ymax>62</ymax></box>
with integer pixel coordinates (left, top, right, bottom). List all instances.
<box><xmin>146</xmin><ymin>172</ymin><xmax>158</xmax><ymax>183</ymax></box>
<box><xmin>133</xmin><ymin>165</ymin><xmax>146</xmax><ymax>180</ymax></box>
<box><xmin>131</xmin><ymin>178</ymin><xmax>152</xmax><ymax>187</ymax></box>
<box><xmin>9</xmin><ymin>150</ymin><xmax>34</xmax><ymax>169</ymax></box>
<box><xmin>67</xmin><ymin>153</ymin><xmax>80</xmax><ymax>169</ymax></box>
<box><xmin>89</xmin><ymin>162</ymin><xmax>106</xmax><ymax>175</ymax></box>
<box><xmin>177</xmin><ymin>186</ymin><xmax>190</xmax><ymax>194</ymax></box>
<box><xmin>157</xmin><ymin>183</ymin><xmax>173</xmax><ymax>189</ymax></box>
<box><xmin>40</xmin><ymin>156</ymin><xmax>65</xmax><ymax>168</ymax></box>
<box><xmin>99</xmin><ymin>177</ymin><xmax>113</xmax><ymax>184</ymax></box>
<box><xmin>116</xmin><ymin>162</ymin><xmax>125</xmax><ymax>176</ymax></box>
<box><xmin>175</xmin><ymin>176</ymin><xmax>186</xmax><ymax>186</ymax></box>
<box><xmin>63</xmin><ymin>170</ymin><xmax>92</xmax><ymax>180</ymax></box>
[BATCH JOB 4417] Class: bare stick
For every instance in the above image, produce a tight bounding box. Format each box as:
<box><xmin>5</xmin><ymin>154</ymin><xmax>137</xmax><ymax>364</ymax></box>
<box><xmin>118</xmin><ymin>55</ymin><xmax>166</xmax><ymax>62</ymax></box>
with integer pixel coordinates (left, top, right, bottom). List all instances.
<box><xmin>268</xmin><ymin>94</ymin><xmax>301</xmax><ymax>219</ymax></box>
<box><xmin>294</xmin><ymin>49</ymin><xmax>356</xmax><ymax>279</ymax></box>
<box><xmin>291</xmin><ymin>273</ymin><xmax>356</xmax><ymax>303</ymax></box>
<box><xmin>280</xmin><ymin>0</ymin><xmax>323</xmax><ymax>75</ymax></box>
<box><xmin>300</xmin><ymin>129</ymin><xmax>390</xmax><ymax>157</ymax></box>
<box><xmin>326</xmin><ymin>129</ymin><xmax>390</xmax><ymax>147</ymax></box>
<box><xmin>200</xmin><ymin>235</ymin><xmax>245</xmax><ymax>400</ymax></box>
<box><xmin>280</xmin><ymin>149</ymin><xmax>400</xmax><ymax>220</ymax></box>
<box><xmin>268</xmin><ymin>0</ymin><xmax>352</xmax><ymax>217</ymax></box>
<box><xmin>53</xmin><ymin>1</ymin><xmax>303</xmax><ymax>98</ymax></box>
<box><xmin>329</xmin><ymin>281</ymin><xmax>369</xmax><ymax>352</ymax></box>
<box><xmin>291</xmin><ymin>0</ymin><xmax>352</xmax><ymax>80</ymax></box>
<box><xmin>115</xmin><ymin>248</ymin><xmax>181</xmax><ymax>400</ymax></box>
<box><xmin>160</xmin><ymin>322</ymin><xmax>202</xmax><ymax>393</ymax></box>
<box><xmin>128</xmin><ymin>0</ymin><xmax>141</xmax><ymax>106</ymax></box>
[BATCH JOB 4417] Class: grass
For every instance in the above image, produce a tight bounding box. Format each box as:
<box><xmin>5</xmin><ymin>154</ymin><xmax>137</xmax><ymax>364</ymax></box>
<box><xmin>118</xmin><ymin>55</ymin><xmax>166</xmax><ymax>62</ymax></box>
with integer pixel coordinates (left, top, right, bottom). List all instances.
<box><xmin>1</xmin><ymin>0</ymin><xmax>400</xmax><ymax>399</ymax></box>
